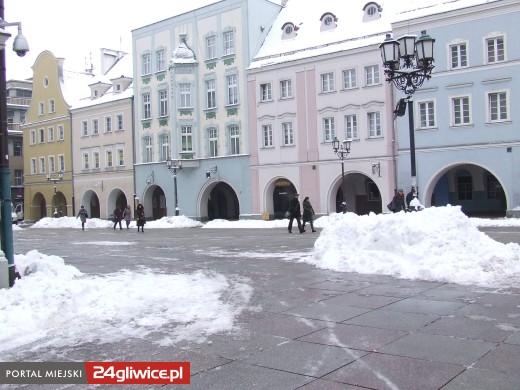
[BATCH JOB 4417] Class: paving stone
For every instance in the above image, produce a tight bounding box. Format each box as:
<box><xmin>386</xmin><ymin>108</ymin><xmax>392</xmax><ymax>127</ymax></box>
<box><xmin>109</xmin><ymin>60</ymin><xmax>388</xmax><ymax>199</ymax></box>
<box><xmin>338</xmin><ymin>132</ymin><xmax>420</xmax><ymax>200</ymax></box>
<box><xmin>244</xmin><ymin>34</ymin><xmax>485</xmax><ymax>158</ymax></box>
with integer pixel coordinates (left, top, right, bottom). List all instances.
<box><xmin>382</xmin><ymin>297</ymin><xmax>466</xmax><ymax>315</ymax></box>
<box><xmin>344</xmin><ymin>309</ymin><xmax>439</xmax><ymax>331</ymax></box>
<box><xmin>245</xmin><ymin>312</ymin><xmax>333</xmax><ymax>339</ymax></box>
<box><xmin>353</xmin><ymin>283</ymin><xmax>437</xmax><ymax>298</ymax></box>
<box><xmin>456</xmin><ymin>303</ymin><xmax>520</xmax><ymax>325</ymax></box>
<box><xmin>473</xmin><ymin>343</ymin><xmax>520</xmax><ymax>376</ymax></box>
<box><xmin>297</xmin><ymin>378</ymin><xmax>367</xmax><ymax>390</ymax></box>
<box><xmin>415</xmin><ymin>284</ymin><xmax>487</xmax><ymax>303</ymax></box>
<box><xmin>306</xmin><ymin>280</ymin><xmax>372</xmax><ymax>293</ymax></box>
<box><xmin>282</xmin><ymin>302</ymin><xmax>371</xmax><ymax>322</ymax></box>
<box><xmin>441</xmin><ymin>367</ymin><xmax>520</xmax><ymax>390</ymax></box>
<box><xmin>319</xmin><ymin>292</ymin><xmax>402</xmax><ymax>309</ymax></box>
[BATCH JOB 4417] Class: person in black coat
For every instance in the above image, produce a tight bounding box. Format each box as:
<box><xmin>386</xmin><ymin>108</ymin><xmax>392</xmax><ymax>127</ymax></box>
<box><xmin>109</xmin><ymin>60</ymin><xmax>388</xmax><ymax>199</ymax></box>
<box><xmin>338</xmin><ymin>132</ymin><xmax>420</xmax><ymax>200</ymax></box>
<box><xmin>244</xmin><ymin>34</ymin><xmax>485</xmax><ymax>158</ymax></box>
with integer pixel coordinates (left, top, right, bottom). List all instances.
<box><xmin>390</xmin><ymin>189</ymin><xmax>406</xmax><ymax>213</ymax></box>
<box><xmin>287</xmin><ymin>193</ymin><xmax>304</xmax><ymax>233</ymax></box>
<box><xmin>113</xmin><ymin>207</ymin><xmax>123</xmax><ymax>230</ymax></box>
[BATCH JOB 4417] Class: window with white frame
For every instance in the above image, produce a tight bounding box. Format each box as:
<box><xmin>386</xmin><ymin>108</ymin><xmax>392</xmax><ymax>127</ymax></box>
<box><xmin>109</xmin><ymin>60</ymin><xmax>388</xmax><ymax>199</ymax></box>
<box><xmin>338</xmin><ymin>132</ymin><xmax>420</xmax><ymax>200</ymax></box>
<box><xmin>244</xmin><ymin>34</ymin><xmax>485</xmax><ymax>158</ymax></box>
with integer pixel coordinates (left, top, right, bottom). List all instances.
<box><xmin>116</xmin><ymin>114</ymin><xmax>124</xmax><ymax>131</ymax></box>
<box><xmin>209</xmin><ymin>128</ymin><xmax>218</xmax><ymax>157</ymax></box>
<box><xmin>58</xmin><ymin>125</ymin><xmax>64</xmax><ymax>141</ymax></box>
<box><xmin>452</xmin><ymin>96</ymin><xmax>471</xmax><ymax>126</ymax></box>
<box><xmin>156</xmin><ymin>49</ymin><xmax>165</xmax><ymax>72</ymax></box>
<box><xmin>227</xmin><ymin>74</ymin><xmax>238</xmax><ymax>105</ymax></box>
<box><xmin>180</xmin><ymin>83</ymin><xmax>191</xmax><ymax>108</ymax></box>
<box><xmin>450</xmin><ymin>42</ymin><xmax>468</xmax><ymax>69</ymax></box>
<box><xmin>82</xmin><ymin>121</ymin><xmax>88</xmax><ymax>136</ymax></box>
<box><xmin>282</xmin><ymin>122</ymin><xmax>294</xmax><ymax>146</ymax></box>
<box><xmin>142</xmin><ymin>53</ymin><xmax>151</xmax><ymax>75</ymax></box>
<box><xmin>229</xmin><ymin>125</ymin><xmax>240</xmax><ymax>154</ymax></box>
<box><xmin>223</xmin><ymin>30</ymin><xmax>235</xmax><ymax>56</ymax></box>
<box><xmin>106</xmin><ymin>150</ymin><xmax>113</xmax><ymax>168</ymax></box>
<box><xmin>260</xmin><ymin>83</ymin><xmax>272</xmax><ymax>101</ymax></box>
<box><xmin>487</xmin><ymin>91</ymin><xmax>509</xmax><ymax>122</ymax></box>
<box><xmin>365</xmin><ymin>65</ymin><xmax>380</xmax><ymax>86</ymax></box>
<box><xmin>206</xmin><ymin>35</ymin><xmax>216</xmax><ymax>59</ymax></box>
<box><xmin>30</xmin><ymin>129</ymin><xmax>36</xmax><ymax>145</ymax></box>
<box><xmin>39</xmin><ymin>157</ymin><xmax>46</xmax><ymax>173</ymax></box>
<box><xmin>345</xmin><ymin>114</ymin><xmax>358</xmax><ymax>139</ymax></box>
<box><xmin>159</xmin><ymin>89</ymin><xmax>168</xmax><ymax>117</ymax></box>
<box><xmin>368</xmin><ymin>112</ymin><xmax>381</xmax><ymax>137</ymax></box>
<box><xmin>105</xmin><ymin>116</ymin><xmax>112</xmax><ymax>133</ymax></box>
<box><xmin>93</xmin><ymin>151</ymin><xmax>100</xmax><ymax>169</ymax></box>
<box><xmin>14</xmin><ymin>170</ymin><xmax>22</xmax><ymax>186</ymax></box>
<box><xmin>48</xmin><ymin>156</ymin><xmax>55</xmax><ymax>173</ymax></box>
<box><xmin>92</xmin><ymin>119</ymin><xmax>99</xmax><ymax>135</ymax></box>
<box><xmin>280</xmin><ymin>79</ymin><xmax>292</xmax><ymax>99</ymax></box>
<box><xmin>321</xmin><ymin>73</ymin><xmax>335</xmax><ymax>93</ymax></box>
<box><xmin>39</xmin><ymin>128</ymin><xmax>45</xmax><ymax>143</ymax></box>
<box><xmin>323</xmin><ymin>117</ymin><xmax>335</xmax><ymax>141</ymax></box>
<box><xmin>82</xmin><ymin>152</ymin><xmax>89</xmax><ymax>170</ymax></box>
<box><xmin>206</xmin><ymin>80</ymin><xmax>216</xmax><ymax>109</ymax></box>
<box><xmin>30</xmin><ymin>158</ymin><xmax>36</xmax><ymax>174</ymax></box>
<box><xmin>58</xmin><ymin>155</ymin><xmax>64</xmax><ymax>172</ymax></box>
<box><xmin>38</xmin><ymin>102</ymin><xmax>44</xmax><ymax>115</ymax></box>
<box><xmin>144</xmin><ymin>136</ymin><xmax>153</xmax><ymax>163</ymax></box>
<box><xmin>418</xmin><ymin>101</ymin><xmax>436</xmax><ymax>128</ymax></box>
<box><xmin>486</xmin><ymin>36</ymin><xmax>505</xmax><ymax>64</ymax></box>
<box><xmin>262</xmin><ymin>124</ymin><xmax>273</xmax><ymax>147</ymax></box>
<box><xmin>181</xmin><ymin>126</ymin><xmax>193</xmax><ymax>152</ymax></box>
<box><xmin>48</xmin><ymin>126</ymin><xmax>54</xmax><ymax>142</ymax></box>
<box><xmin>343</xmin><ymin>68</ymin><xmax>357</xmax><ymax>89</ymax></box>
<box><xmin>117</xmin><ymin>148</ymin><xmax>125</xmax><ymax>166</ymax></box>
<box><xmin>49</xmin><ymin>99</ymin><xmax>55</xmax><ymax>113</ymax></box>
<box><xmin>143</xmin><ymin>93</ymin><xmax>151</xmax><ymax>119</ymax></box>
<box><xmin>160</xmin><ymin>133</ymin><xmax>169</xmax><ymax>161</ymax></box>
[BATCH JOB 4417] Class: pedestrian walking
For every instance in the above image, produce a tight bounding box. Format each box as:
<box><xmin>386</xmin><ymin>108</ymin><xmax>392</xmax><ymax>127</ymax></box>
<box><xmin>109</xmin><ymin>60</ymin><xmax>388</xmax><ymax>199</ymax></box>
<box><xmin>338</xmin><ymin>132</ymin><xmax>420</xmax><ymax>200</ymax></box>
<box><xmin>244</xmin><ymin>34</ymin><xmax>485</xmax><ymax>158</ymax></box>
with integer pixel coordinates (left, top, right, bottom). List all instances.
<box><xmin>123</xmin><ymin>205</ymin><xmax>132</xmax><ymax>229</ymax></box>
<box><xmin>76</xmin><ymin>205</ymin><xmax>88</xmax><ymax>230</ymax></box>
<box><xmin>287</xmin><ymin>193</ymin><xmax>304</xmax><ymax>233</ymax></box>
<box><xmin>388</xmin><ymin>189</ymin><xmax>406</xmax><ymax>213</ymax></box>
<box><xmin>302</xmin><ymin>196</ymin><xmax>317</xmax><ymax>233</ymax></box>
<box><xmin>136</xmin><ymin>203</ymin><xmax>145</xmax><ymax>232</ymax></box>
<box><xmin>113</xmin><ymin>207</ymin><xmax>123</xmax><ymax>230</ymax></box>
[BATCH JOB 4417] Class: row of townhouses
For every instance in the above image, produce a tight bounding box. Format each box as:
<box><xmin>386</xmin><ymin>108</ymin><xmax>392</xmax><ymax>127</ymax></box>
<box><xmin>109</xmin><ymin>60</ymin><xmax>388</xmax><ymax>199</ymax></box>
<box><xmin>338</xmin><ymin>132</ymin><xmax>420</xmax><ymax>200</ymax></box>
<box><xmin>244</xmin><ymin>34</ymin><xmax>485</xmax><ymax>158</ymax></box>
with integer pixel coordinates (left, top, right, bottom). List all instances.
<box><xmin>15</xmin><ymin>0</ymin><xmax>520</xmax><ymax>222</ymax></box>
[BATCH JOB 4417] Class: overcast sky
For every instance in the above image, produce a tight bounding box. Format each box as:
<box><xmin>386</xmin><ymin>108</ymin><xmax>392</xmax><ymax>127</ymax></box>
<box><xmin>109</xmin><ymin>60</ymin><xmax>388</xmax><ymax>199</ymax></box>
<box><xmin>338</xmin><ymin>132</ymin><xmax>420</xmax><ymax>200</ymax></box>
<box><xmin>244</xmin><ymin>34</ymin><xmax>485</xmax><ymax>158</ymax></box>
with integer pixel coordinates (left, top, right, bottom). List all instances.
<box><xmin>4</xmin><ymin>0</ymin><xmax>281</xmax><ymax>80</ymax></box>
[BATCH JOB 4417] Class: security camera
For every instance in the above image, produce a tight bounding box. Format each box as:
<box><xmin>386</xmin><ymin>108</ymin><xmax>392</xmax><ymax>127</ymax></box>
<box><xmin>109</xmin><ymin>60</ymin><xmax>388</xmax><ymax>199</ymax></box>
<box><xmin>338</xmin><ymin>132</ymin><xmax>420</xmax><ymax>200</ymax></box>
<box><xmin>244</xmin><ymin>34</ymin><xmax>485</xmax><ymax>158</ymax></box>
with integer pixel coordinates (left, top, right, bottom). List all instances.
<box><xmin>13</xmin><ymin>31</ymin><xmax>29</xmax><ymax>57</ymax></box>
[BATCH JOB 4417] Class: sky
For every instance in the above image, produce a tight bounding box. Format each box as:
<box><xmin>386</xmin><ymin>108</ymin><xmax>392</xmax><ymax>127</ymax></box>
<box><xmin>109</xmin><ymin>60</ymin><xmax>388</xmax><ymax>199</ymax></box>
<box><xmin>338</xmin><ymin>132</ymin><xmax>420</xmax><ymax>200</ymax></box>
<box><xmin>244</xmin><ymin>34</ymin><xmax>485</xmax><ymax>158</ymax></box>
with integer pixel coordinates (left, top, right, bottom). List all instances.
<box><xmin>1</xmin><ymin>205</ymin><xmax>520</xmax><ymax>357</ymax></box>
<box><xmin>4</xmin><ymin>0</ymin><xmax>281</xmax><ymax>80</ymax></box>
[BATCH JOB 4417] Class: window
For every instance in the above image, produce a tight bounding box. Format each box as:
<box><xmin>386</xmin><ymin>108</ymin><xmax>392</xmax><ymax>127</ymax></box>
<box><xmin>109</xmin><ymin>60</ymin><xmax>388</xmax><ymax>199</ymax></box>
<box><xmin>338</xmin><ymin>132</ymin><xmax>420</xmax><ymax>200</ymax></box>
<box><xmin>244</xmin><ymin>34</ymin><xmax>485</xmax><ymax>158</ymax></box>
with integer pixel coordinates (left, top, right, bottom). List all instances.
<box><xmin>368</xmin><ymin>112</ymin><xmax>381</xmax><ymax>137</ymax></box>
<box><xmin>181</xmin><ymin>126</ymin><xmax>193</xmax><ymax>152</ymax></box>
<box><xmin>82</xmin><ymin>152</ymin><xmax>89</xmax><ymax>170</ymax></box>
<box><xmin>117</xmin><ymin>148</ymin><xmax>125</xmax><ymax>167</ymax></box>
<box><xmin>229</xmin><ymin>125</ymin><xmax>240</xmax><ymax>154</ymax></box>
<box><xmin>48</xmin><ymin>127</ymin><xmax>54</xmax><ymax>142</ymax></box>
<box><xmin>49</xmin><ymin>99</ymin><xmax>55</xmax><ymax>113</ymax></box>
<box><xmin>486</xmin><ymin>173</ymin><xmax>503</xmax><ymax>200</ymax></box>
<box><xmin>227</xmin><ymin>75</ymin><xmax>238</xmax><ymax>105</ymax></box>
<box><xmin>142</xmin><ymin>53</ymin><xmax>151</xmax><ymax>75</ymax></box>
<box><xmin>156</xmin><ymin>49</ymin><xmax>165</xmax><ymax>72</ymax></box>
<box><xmin>206</xmin><ymin>35</ymin><xmax>216</xmax><ymax>59</ymax></box>
<box><xmin>450</xmin><ymin>43</ymin><xmax>467</xmax><ymax>69</ymax></box>
<box><xmin>39</xmin><ymin>128</ymin><xmax>45</xmax><ymax>143</ymax></box>
<box><xmin>14</xmin><ymin>170</ymin><xmax>23</xmax><ymax>186</ymax></box>
<box><xmin>39</xmin><ymin>157</ymin><xmax>46</xmax><ymax>173</ymax></box>
<box><xmin>345</xmin><ymin>114</ymin><xmax>358</xmax><ymax>139</ymax></box>
<box><xmin>457</xmin><ymin>172</ymin><xmax>473</xmax><ymax>200</ymax></box>
<box><xmin>58</xmin><ymin>155</ymin><xmax>65</xmax><ymax>172</ymax></box>
<box><xmin>143</xmin><ymin>93</ymin><xmax>151</xmax><ymax>119</ymax></box>
<box><xmin>105</xmin><ymin>116</ymin><xmax>112</xmax><ymax>133</ymax></box>
<box><xmin>82</xmin><ymin>121</ymin><xmax>88</xmax><ymax>136</ymax></box>
<box><xmin>206</xmin><ymin>80</ymin><xmax>216</xmax><ymax>109</ymax></box>
<box><xmin>262</xmin><ymin>124</ymin><xmax>273</xmax><ymax>147</ymax></box>
<box><xmin>159</xmin><ymin>89</ymin><xmax>168</xmax><ymax>117</ymax></box>
<box><xmin>486</xmin><ymin>36</ymin><xmax>505</xmax><ymax>63</ymax></box>
<box><xmin>323</xmin><ymin>117</ymin><xmax>335</xmax><ymax>141</ymax></box>
<box><xmin>58</xmin><ymin>125</ymin><xmax>64</xmax><ymax>141</ymax></box>
<box><xmin>452</xmin><ymin>96</ymin><xmax>471</xmax><ymax>126</ymax></box>
<box><xmin>92</xmin><ymin>119</ymin><xmax>99</xmax><ymax>135</ymax></box>
<box><xmin>223</xmin><ymin>31</ymin><xmax>235</xmax><ymax>56</ymax></box>
<box><xmin>116</xmin><ymin>114</ymin><xmax>124</xmax><ymax>131</ymax></box>
<box><xmin>282</xmin><ymin>122</ymin><xmax>294</xmax><ymax>146</ymax></box>
<box><xmin>144</xmin><ymin>136</ymin><xmax>153</xmax><ymax>163</ymax></box>
<box><xmin>160</xmin><ymin>133</ymin><xmax>170</xmax><ymax>161</ymax></box>
<box><xmin>13</xmin><ymin>140</ymin><xmax>22</xmax><ymax>156</ymax></box>
<box><xmin>488</xmin><ymin>91</ymin><xmax>508</xmax><ymax>122</ymax></box>
<box><xmin>260</xmin><ymin>83</ymin><xmax>272</xmax><ymax>101</ymax></box>
<box><xmin>30</xmin><ymin>158</ymin><xmax>36</xmax><ymax>174</ymax></box>
<box><xmin>343</xmin><ymin>69</ymin><xmax>357</xmax><ymax>89</ymax></box>
<box><xmin>280</xmin><ymin>80</ymin><xmax>292</xmax><ymax>99</ymax></box>
<box><xmin>418</xmin><ymin>101</ymin><xmax>435</xmax><ymax>128</ymax></box>
<box><xmin>209</xmin><ymin>128</ymin><xmax>218</xmax><ymax>157</ymax></box>
<box><xmin>38</xmin><ymin>102</ymin><xmax>44</xmax><ymax>115</ymax></box>
<box><xmin>93</xmin><ymin>151</ymin><xmax>100</xmax><ymax>169</ymax></box>
<box><xmin>48</xmin><ymin>156</ymin><xmax>55</xmax><ymax>173</ymax></box>
<box><xmin>180</xmin><ymin>83</ymin><xmax>191</xmax><ymax>108</ymax></box>
<box><xmin>30</xmin><ymin>130</ymin><xmax>36</xmax><ymax>145</ymax></box>
<box><xmin>106</xmin><ymin>150</ymin><xmax>113</xmax><ymax>168</ymax></box>
<box><xmin>365</xmin><ymin>65</ymin><xmax>380</xmax><ymax>86</ymax></box>
<box><xmin>321</xmin><ymin>73</ymin><xmax>334</xmax><ymax>93</ymax></box>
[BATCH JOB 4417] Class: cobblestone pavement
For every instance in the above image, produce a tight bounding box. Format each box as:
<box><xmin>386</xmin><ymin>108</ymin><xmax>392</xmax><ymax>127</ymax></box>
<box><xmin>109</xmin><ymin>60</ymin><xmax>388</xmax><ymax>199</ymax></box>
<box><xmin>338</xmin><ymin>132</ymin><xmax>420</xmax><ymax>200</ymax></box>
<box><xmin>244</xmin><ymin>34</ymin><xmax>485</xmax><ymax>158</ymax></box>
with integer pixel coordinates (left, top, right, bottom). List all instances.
<box><xmin>5</xmin><ymin>225</ymin><xmax>520</xmax><ymax>389</ymax></box>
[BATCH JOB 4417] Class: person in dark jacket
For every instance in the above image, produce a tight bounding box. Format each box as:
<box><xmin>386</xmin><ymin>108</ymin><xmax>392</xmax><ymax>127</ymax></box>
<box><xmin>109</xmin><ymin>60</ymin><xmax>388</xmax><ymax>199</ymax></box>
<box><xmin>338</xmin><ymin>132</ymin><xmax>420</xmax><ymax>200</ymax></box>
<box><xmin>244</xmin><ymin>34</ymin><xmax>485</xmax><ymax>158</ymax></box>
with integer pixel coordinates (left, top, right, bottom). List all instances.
<box><xmin>390</xmin><ymin>189</ymin><xmax>406</xmax><ymax>213</ymax></box>
<box><xmin>302</xmin><ymin>196</ymin><xmax>317</xmax><ymax>233</ymax></box>
<box><xmin>406</xmin><ymin>187</ymin><xmax>416</xmax><ymax>211</ymax></box>
<box><xmin>136</xmin><ymin>203</ymin><xmax>145</xmax><ymax>232</ymax></box>
<box><xmin>287</xmin><ymin>193</ymin><xmax>304</xmax><ymax>233</ymax></box>
<box><xmin>76</xmin><ymin>205</ymin><xmax>88</xmax><ymax>230</ymax></box>
<box><xmin>113</xmin><ymin>207</ymin><xmax>123</xmax><ymax>230</ymax></box>
<box><xmin>123</xmin><ymin>205</ymin><xmax>132</xmax><ymax>229</ymax></box>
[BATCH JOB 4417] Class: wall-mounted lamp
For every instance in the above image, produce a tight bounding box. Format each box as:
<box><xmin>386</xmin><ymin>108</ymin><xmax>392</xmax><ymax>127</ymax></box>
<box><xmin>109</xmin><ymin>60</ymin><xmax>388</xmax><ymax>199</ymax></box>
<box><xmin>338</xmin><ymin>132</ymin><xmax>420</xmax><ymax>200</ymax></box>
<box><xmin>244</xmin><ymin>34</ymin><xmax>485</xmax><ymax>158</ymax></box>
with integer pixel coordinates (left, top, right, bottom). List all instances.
<box><xmin>205</xmin><ymin>166</ymin><xmax>218</xmax><ymax>179</ymax></box>
<box><xmin>146</xmin><ymin>171</ymin><xmax>154</xmax><ymax>185</ymax></box>
<box><xmin>371</xmin><ymin>162</ymin><xmax>381</xmax><ymax>177</ymax></box>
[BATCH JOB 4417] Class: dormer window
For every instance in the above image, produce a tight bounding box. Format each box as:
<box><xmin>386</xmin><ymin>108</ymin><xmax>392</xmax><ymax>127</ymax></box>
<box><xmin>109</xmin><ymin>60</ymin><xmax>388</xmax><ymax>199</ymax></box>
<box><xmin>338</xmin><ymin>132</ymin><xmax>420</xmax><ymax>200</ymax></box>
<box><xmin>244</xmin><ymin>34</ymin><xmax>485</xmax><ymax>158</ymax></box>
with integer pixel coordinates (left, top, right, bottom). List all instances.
<box><xmin>320</xmin><ymin>12</ymin><xmax>338</xmax><ymax>31</ymax></box>
<box><xmin>363</xmin><ymin>2</ymin><xmax>382</xmax><ymax>22</ymax></box>
<box><xmin>281</xmin><ymin>22</ymin><xmax>298</xmax><ymax>39</ymax></box>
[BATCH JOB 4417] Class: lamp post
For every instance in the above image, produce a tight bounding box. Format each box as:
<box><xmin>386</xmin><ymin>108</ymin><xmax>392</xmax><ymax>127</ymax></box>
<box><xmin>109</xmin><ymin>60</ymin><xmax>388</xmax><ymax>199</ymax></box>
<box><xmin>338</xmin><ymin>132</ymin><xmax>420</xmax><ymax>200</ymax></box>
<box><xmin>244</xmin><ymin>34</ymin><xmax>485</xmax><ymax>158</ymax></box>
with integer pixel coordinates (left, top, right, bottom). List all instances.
<box><xmin>379</xmin><ymin>30</ymin><xmax>435</xmax><ymax>200</ymax></box>
<box><xmin>0</xmin><ymin>0</ymin><xmax>29</xmax><ymax>287</ymax></box>
<box><xmin>332</xmin><ymin>137</ymin><xmax>352</xmax><ymax>213</ymax></box>
<box><xmin>47</xmin><ymin>171</ymin><xmax>63</xmax><ymax>216</ymax></box>
<box><xmin>166</xmin><ymin>158</ymin><xmax>182</xmax><ymax>216</ymax></box>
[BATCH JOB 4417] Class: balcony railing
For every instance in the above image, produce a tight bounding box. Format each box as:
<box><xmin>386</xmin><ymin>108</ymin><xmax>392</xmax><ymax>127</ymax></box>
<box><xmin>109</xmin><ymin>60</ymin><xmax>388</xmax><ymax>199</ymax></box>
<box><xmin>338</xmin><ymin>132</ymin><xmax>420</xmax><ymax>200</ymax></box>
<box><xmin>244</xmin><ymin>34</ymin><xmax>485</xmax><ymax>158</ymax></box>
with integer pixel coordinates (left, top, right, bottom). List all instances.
<box><xmin>7</xmin><ymin>97</ymin><xmax>31</xmax><ymax>106</ymax></box>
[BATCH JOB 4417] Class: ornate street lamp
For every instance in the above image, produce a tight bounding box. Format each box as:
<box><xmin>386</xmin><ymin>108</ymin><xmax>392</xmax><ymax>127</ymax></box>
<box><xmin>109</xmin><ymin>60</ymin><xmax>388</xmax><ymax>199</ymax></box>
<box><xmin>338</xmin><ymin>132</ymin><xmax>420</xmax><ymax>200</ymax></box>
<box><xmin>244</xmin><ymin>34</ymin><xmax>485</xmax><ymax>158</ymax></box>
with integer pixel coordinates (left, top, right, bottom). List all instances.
<box><xmin>332</xmin><ymin>137</ymin><xmax>352</xmax><ymax>214</ymax></box>
<box><xmin>166</xmin><ymin>158</ymin><xmax>182</xmax><ymax>216</ymax></box>
<box><xmin>47</xmin><ymin>171</ymin><xmax>63</xmax><ymax>217</ymax></box>
<box><xmin>380</xmin><ymin>30</ymin><xmax>435</xmax><ymax>203</ymax></box>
